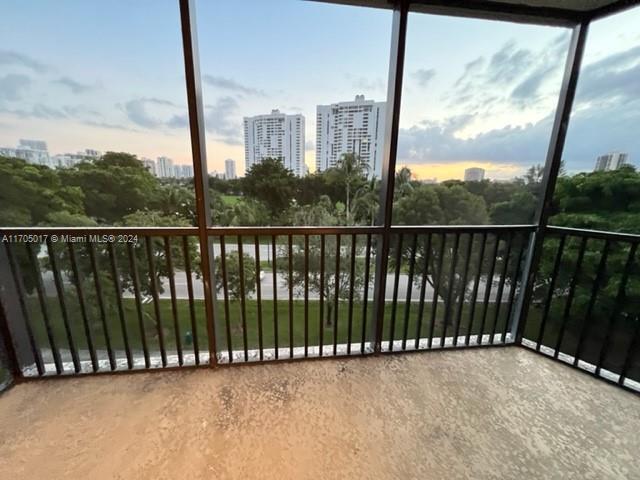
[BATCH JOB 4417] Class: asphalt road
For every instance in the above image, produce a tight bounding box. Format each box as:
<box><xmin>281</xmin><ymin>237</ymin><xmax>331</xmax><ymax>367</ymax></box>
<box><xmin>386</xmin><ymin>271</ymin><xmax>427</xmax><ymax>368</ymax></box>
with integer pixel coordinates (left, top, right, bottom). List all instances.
<box><xmin>41</xmin><ymin>270</ymin><xmax>509</xmax><ymax>303</ymax></box>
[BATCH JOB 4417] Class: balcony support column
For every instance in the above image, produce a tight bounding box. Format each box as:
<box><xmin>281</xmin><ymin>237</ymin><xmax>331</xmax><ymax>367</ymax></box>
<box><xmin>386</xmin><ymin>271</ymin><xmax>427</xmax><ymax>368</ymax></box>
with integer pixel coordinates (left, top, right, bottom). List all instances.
<box><xmin>0</xmin><ymin>244</ymin><xmax>25</xmax><ymax>383</ymax></box>
<box><xmin>371</xmin><ymin>0</ymin><xmax>409</xmax><ymax>353</ymax></box>
<box><xmin>179</xmin><ymin>0</ymin><xmax>218</xmax><ymax>365</ymax></box>
<box><xmin>512</xmin><ymin>21</ymin><xmax>590</xmax><ymax>343</ymax></box>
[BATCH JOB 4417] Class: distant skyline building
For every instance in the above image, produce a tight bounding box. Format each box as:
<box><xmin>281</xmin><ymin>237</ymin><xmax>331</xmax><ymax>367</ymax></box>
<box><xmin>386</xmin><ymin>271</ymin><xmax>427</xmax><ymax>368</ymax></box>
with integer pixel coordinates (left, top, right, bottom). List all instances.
<box><xmin>316</xmin><ymin>95</ymin><xmax>386</xmax><ymax>177</ymax></box>
<box><xmin>51</xmin><ymin>149</ymin><xmax>100</xmax><ymax>168</ymax></box>
<box><xmin>156</xmin><ymin>156</ymin><xmax>174</xmax><ymax>178</ymax></box>
<box><xmin>19</xmin><ymin>139</ymin><xmax>47</xmax><ymax>151</ymax></box>
<box><xmin>594</xmin><ymin>152</ymin><xmax>628</xmax><ymax>172</ymax></box>
<box><xmin>139</xmin><ymin>157</ymin><xmax>192</xmax><ymax>179</ymax></box>
<box><xmin>0</xmin><ymin>139</ymin><xmax>51</xmax><ymax>167</ymax></box>
<box><xmin>175</xmin><ymin>164</ymin><xmax>194</xmax><ymax>179</ymax></box>
<box><xmin>141</xmin><ymin>158</ymin><xmax>157</xmax><ymax>176</ymax></box>
<box><xmin>225</xmin><ymin>158</ymin><xmax>237</xmax><ymax>179</ymax></box>
<box><xmin>464</xmin><ymin>167</ymin><xmax>486</xmax><ymax>182</ymax></box>
<box><xmin>243</xmin><ymin>109</ymin><xmax>305</xmax><ymax>177</ymax></box>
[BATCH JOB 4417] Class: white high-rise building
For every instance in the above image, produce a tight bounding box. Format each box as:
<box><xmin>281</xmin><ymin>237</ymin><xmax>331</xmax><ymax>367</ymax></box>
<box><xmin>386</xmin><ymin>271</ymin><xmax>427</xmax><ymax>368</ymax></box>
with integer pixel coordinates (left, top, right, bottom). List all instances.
<box><xmin>464</xmin><ymin>167</ymin><xmax>486</xmax><ymax>182</ymax></box>
<box><xmin>316</xmin><ymin>95</ymin><xmax>386</xmax><ymax>177</ymax></box>
<box><xmin>157</xmin><ymin>156</ymin><xmax>174</xmax><ymax>178</ymax></box>
<box><xmin>594</xmin><ymin>152</ymin><xmax>629</xmax><ymax>172</ymax></box>
<box><xmin>225</xmin><ymin>159</ymin><xmax>237</xmax><ymax>179</ymax></box>
<box><xmin>243</xmin><ymin>110</ymin><xmax>305</xmax><ymax>176</ymax></box>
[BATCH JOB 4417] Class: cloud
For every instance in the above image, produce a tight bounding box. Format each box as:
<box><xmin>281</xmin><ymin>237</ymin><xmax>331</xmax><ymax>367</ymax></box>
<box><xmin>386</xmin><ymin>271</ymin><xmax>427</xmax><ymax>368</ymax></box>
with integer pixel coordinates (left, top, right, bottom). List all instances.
<box><xmin>398</xmin><ymin>115</ymin><xmax>554</xmax><ymax>169</ymax></box>
<box><xmin>204</xmin><ymin>96</ymin><xmax>242</xmax><ymax>145</ymax></box>
<box><xmin>0</xmin><ymin>100</ymin><xmax>102</xmax><ymax>123</ymax></box>
<box><xmin>62</xmin><ymin>105</ymin><xmax>100</xmax><ymax>117</ymax></box>
<box><xmin>53</xmin><ymin>76</ymin><xmax>93</xmax><ymax>94</ymax></box>
<box><xmin>167</xmin><ymin>114</ymin><xmax>189</xmax><ymax>128</ymax></box>
<box><xmin>511</xmin><ymin>63</ymin><xmax>558</xmax><ymax>104</ymax></box>
<box><xmin>454</xmin><ymin>57</ymin><xmax>485</xmax><ymax>87</ymax></box>
<box><xmin>487</xmin><ymin>40</ymin><xmax>534</xmax><ymax>84</ymax></box>
<box><xmin>399</xmin><ymin>40</ymin><xmax>640</xmax><ymax>174</ymax></box>
<box><xmin>411</xmin><ymin>68</ymin><xmax>436</xmax><ymax>87</ymax></box>
<box><xmin>203</xmin><ymin>75</ymin><xmax>265</xmax><ymax>96</ymax></box>
<box><xmin>0</xmin><ymin>74</ymin><xmax>31</xmax><ymax>102</ymax></box>
<box><xmin>31</xmin><ymin>104</ymin><xmax>68</xmax><ymax>119</ymax></box>
<box><xmin>442</xmin><ymin>34</ymin><xmax>571</xmax><ymax>115</ymax></box>
<box><xmin>0</xmin><ymin>50</ymin><xmax>48</xmax><ymax>73</ymax></box>
<box><xmin>84</xmin><ymin>120</ymin><xmax>133</xmax><ymax>131</ymax></box>
<box><xmin>305</xmin><ymin>139</ymin><xmax>315</xmax><ymax>151</ymax></box>
<box><xmin>124</xmin><ymin>97</ymin><xmax>187</xmax><ymax>129</ymax></box>
<box><xmin>1</xmin><ymin>103</ymin><xmax>68</xmax><ymax>119</ymax></box>
<box><xmin>575</xmin><ymin>45</ymin><xmax>640</xmax><ymax>105</ymax></box>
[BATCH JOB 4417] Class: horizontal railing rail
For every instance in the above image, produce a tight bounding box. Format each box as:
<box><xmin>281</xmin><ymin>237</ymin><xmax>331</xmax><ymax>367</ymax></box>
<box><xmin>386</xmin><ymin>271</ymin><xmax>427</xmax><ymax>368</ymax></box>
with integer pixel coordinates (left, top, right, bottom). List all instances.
<box><xmin>391</xmin><ymin>224</ymin><xmax>536</xmax><ymax>233</ymax></box>
<box><xmin>205</xmin><ymin>224</ymin><xmax>537</xmax><ymax>235</ymax></box>
<box><xmin>207</xmin><ymin>226</ymin><xmax>382</xmax><ymax>235</ymax></box>
<box><xmin>521</xmin><ymin>226</ymin><xmax>640</xmax><ymax>392</ymax></box>
<box><xmin>547</xmin><ymin>225</ymin><xmax>640</xmax><ymax>243</ymax></box>
<box><xmin>1</xmin><ymin>227</ymin><xmax>199</xmax><ymax>236</ymax></box>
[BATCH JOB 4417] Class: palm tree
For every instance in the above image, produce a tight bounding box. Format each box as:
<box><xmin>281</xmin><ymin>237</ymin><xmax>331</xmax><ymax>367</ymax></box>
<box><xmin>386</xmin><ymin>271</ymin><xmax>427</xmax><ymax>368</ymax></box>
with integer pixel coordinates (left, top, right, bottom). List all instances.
<box><xmin>351</xmin><ymin>178</ymin><xmax>379</xmax><ymax>226</ymax></box>
<box><xmin>333</xmin><ymin>153</ymin><xmax>369</xmax><ymax>224</ymax></box>
<box><xmin>395</xmin><ymin>166</ymin><xmax>414</xmax><ymax>199</ymax></box>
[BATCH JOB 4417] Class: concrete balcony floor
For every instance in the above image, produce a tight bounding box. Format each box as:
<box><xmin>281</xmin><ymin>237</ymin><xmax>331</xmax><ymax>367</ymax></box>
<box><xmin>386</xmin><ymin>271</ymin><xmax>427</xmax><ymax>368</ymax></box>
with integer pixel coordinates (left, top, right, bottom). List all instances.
<box><xmin>0</xmin><ymin>347</ymin><xmax>638</xmax><ymax>479</ymax></box>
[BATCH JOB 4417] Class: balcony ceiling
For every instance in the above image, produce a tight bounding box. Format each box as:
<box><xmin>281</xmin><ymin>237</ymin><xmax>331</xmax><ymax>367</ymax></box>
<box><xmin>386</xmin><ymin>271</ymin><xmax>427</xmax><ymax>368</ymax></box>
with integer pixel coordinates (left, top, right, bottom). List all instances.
<box><xmin>473</xmin><ymin>0</ymin><xmax>624</xmax><ymax>10</ymax></box>
<box><xmin>321</xmin><ymin>0</ymin><xmax>637</xmax><ymax>24</ymax></box>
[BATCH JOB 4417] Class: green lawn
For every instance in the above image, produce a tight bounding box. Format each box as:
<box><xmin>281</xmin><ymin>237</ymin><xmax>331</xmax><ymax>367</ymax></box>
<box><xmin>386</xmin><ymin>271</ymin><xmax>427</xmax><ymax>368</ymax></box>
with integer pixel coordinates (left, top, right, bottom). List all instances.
<box><xmin>16</xmin><ymin>294</ymin><xmax>637</xmax><ymax>379</ymax></box>
<box><xmin>16</xmin><ymin>293</ymin><xmax>639</xmax><ymax>382</ymax></box>
<box><xmin>220</xmin><ymin>194</ymin><xmax>242</xmax><ymax>206</ymax></box>
<box><xmin>23</xmin><ymin>295</ymin><xmax>517</xmax><ymax>358</ymax></box>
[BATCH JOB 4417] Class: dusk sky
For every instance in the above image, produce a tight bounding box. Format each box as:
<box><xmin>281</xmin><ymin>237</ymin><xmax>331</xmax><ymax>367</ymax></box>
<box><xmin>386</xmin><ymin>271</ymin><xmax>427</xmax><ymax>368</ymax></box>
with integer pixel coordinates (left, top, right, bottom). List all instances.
<box><xmin>0</xmin><ymin>0</ymin><xmax>638</xmax><ymax>180</ymax></box>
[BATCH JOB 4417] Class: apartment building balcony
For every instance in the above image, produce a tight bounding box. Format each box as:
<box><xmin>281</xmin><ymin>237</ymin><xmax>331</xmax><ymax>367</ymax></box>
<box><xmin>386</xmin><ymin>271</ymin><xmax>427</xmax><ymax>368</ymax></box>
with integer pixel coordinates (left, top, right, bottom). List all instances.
<box><xmin>1</xmin><ymin>0</ymin><xmax>639</xmax><ymax>479</ymax></box>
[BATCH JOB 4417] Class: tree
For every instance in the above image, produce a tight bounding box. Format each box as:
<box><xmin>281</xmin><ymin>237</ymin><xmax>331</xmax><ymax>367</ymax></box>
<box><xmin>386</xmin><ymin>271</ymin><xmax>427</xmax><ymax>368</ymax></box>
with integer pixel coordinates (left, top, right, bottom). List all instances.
<box><xmin>392</xmin><ymin>181</ymin><xmax>494</xmax><ymax>328</ymax></box>
<box><xmin>490</xmin><ymin>190</ymin><xmax>537</xmax><ymax>225</ymax></box>
<box><xmin>0</xmin><ymin>156</ymin><xmax>89</xmax><ymax>226</ymax></box>
<box><xmin>242</xmin><ymin>158</ymin><xmax>297</xmax><ymax>222</ymax></box>
<box><xmin>325</xmin><ymin>153</ymin><xmax>369</xmax><ymax>224</ymax></box>
<box><xmin>293</xmin><ymin>172</ymin><xmax>341</xmax><ymax>207</ymax></box>
<box><xmin>278</xmin><ymin>196</ymin><xmax>365</xmax><ymax>326</ymax></box>
<box><xmin>394</xmin><ymin>166</ymin><xmax>414</xmax><ymax>200</ymax></box>
<box><xmin>152</xmin><ymin>183</ymin><xmax>196</xmax><ymax>224</ymax></box>
<box><xmin>57</xmin><ymin>152</ymin><xmax>161</xmax><ymax>224</ymax></box>
<box><xmin>550</xmin><ymin>165</ymin><xmax>640</xmax><ymax>233</ymax></box>
<box><xmin>351</xmin><ymin>178</ymin><xmax>379</xmax><ymax>226</ymax></box>
<box><xmin>531</xmin><ymin>166</ymin><xmax>640</xmax><ymax>341</ymax></box>
<box><xmin>214</xmin><ymin>250</ymin><xmax>257</xmax><ymax>300</ymax></box>
<box><xmin>219</xmin><ymin>198</ymin><xmax>269</xmax><ymax>226</ymax></box>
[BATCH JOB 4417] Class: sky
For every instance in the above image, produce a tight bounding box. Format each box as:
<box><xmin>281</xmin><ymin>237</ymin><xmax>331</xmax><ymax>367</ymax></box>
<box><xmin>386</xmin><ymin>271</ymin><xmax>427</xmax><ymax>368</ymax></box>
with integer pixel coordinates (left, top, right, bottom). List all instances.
<box><xmin>0</xmin><ymin>0</ymin><xmax>638</xmax><ymax>180</ymax></box>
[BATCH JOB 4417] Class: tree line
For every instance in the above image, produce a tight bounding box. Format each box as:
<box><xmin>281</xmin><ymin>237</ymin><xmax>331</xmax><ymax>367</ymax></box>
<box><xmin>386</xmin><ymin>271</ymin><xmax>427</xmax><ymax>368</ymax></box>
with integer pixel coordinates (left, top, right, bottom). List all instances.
<box><xmin>2</xmin><ymin>152</ymin><xmax>639</xmax><ymax>333</ymax></box>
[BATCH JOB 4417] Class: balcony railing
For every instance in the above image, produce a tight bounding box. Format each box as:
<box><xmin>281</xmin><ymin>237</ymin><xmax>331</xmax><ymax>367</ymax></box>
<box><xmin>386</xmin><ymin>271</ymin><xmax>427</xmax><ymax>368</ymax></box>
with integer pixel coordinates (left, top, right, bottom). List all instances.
<box><xmin>521</xmin><ymin>226</ymin><xmax>640</xmax><ymax>391</ymax></box>
<box><xmin>1</xmin><ymin>223</ymin><xmax>637</xmax><ymax>393</ymax></box>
